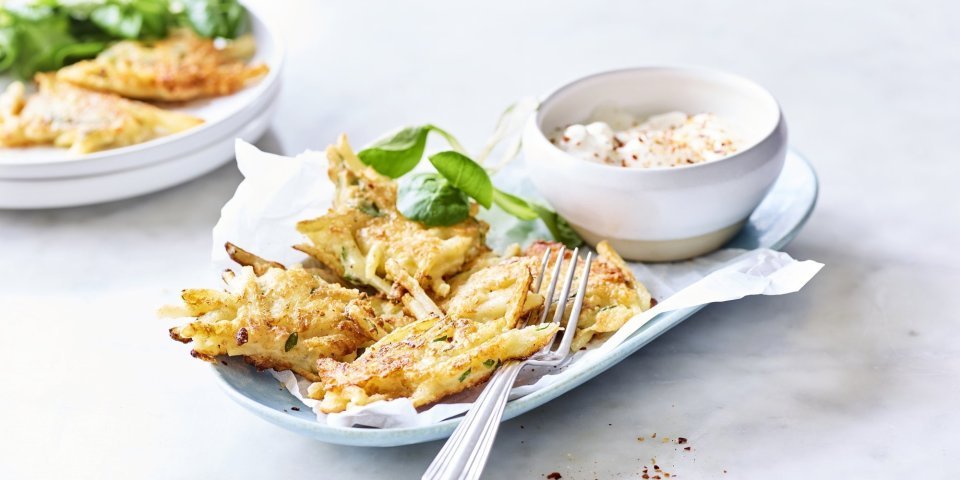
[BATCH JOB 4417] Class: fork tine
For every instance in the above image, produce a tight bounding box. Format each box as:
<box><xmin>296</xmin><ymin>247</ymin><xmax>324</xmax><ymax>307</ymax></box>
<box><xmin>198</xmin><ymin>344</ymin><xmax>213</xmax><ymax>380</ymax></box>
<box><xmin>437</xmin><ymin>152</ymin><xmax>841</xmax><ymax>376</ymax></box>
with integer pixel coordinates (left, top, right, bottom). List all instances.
<box><xmin>536</xmin><ymin>246</ymin><xmax>566</xmax><ymax>325</ymax></box>
<box><xmin>532</xmin><ymin>248</ymin><xmax>552</xmax><ymax>292</ymax></box>
<box><xmin>550</xmin><ymin>248</ymin><xmax>579</xmax><ymax>327</ymax></box>
<box><xmin>541</xmin><ymin>248</ymin><xmax>578</xmax><ymax>356</ymax></box>
<box><xmin>518</xmin><ymin>248</ymin><xmax>556</xmax><ymax>329</ymax></box>
<box><xmin>557</xmin><ymin>252</ymin><xmax>592</xmax><ymax>354</ymax></box>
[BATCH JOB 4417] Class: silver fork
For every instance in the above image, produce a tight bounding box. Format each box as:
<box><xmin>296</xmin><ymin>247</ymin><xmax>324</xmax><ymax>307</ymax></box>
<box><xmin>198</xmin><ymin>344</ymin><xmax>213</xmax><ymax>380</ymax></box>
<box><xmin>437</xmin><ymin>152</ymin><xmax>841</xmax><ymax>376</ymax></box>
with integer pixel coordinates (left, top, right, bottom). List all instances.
<box><xmin>422</xmin><ymin>247</ymin><xmax>593</xmax><ymax>480</ymax></box>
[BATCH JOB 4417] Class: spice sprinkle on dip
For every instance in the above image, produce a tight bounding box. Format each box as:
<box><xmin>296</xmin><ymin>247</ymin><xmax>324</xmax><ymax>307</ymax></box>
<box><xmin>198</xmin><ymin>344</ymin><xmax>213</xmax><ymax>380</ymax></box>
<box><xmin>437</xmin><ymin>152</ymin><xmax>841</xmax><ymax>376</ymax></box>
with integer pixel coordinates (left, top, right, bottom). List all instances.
<box><xmin>551</xmin><ymin>107</ymin><xmax>741</xmax><ymax>168</ymax></box>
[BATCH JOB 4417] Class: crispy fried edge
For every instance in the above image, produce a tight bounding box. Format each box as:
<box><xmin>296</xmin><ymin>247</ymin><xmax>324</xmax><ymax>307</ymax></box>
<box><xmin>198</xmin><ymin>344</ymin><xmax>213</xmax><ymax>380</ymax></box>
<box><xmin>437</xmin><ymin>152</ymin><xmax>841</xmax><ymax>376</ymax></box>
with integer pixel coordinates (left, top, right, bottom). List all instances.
<box><xmin>225</xmin><ymin>242</ymin><xmax>285</xmax><ymax>276</ymax></box>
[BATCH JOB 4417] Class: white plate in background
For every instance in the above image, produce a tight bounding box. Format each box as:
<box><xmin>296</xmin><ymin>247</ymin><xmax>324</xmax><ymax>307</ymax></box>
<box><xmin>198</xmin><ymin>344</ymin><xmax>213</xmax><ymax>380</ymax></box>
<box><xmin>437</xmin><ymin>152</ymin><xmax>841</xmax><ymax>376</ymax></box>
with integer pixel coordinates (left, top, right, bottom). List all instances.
<box><xmin>0</xmin><ymin>3</ymin><xmax>283</xmax><ymax>198</ymax></box>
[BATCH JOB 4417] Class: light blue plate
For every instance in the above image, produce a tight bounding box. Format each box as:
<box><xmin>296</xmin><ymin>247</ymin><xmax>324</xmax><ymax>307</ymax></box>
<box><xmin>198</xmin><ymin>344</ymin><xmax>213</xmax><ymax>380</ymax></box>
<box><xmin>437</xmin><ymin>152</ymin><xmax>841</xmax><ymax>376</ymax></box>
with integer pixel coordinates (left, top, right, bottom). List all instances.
<box><xmin>212</xmin><ymin>149</ymin><xmax>818</xmax><ymax>447</ymax></box>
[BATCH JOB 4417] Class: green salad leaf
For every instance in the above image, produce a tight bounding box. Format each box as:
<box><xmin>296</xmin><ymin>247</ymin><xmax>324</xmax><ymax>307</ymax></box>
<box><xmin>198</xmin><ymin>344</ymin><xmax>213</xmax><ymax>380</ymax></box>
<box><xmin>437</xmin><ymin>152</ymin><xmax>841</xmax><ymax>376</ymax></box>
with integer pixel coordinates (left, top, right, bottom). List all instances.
<box><xmin>51</xmin><ymin>40</ymin><xmax>109</xmax><ymax>68</ymax></box>
<box><xmin>358</xmin><ymin>119</ymin><xmax>584</xmax><ymax>246</ymax></box>
<box><xmin>358</xmin><ymin>126</ymin><xmax>431</xmax><ymax>178</ymax></box>
<box><xmin>0</xmin><ymin>28</ymin><xmax>18</xmax><ymax>71</ymax></box>
<box><xmin>0</xmin><ymin>0</ymin><xmax>249</xmax><ymax>78</ymax></box>
<box><xmin>181</xmin><ymin>0</ymin><xmax>247</xmax><ymax>39</ymax></box>
<box><xmin>428</xmin><ymin>151</ymin><xmax>493</xmax><ymax>208</ymax></box>
<box><xmin>426</xmin><ymin>124</ymin><xmax>467</xmax><ymax>154</ymax></box>
<box><xmin>491</xmin><ymin>189</ymin><xmax>538</xmax><ymax>221</ymax></box>
<box><xmin>358</xmin><ymin>124</ymin><xmax>469</xmax><ymax>179</ymax></box>
<box><xmin>90</xmin><ymin>0</ymin><xmax>173</xmax><ymax>40</ymax></box>
<box><xmin>5</xmin><ymin>8</ymin><xmax>75</xmax><ymax>78</ymax></box>
<box><xmin>531</xmin><ymin>203</ymin><xmax>583</xmax><ymax>248</ymax></box>
<box><xmin>91</xmin><ymin>4</ymin><xmax>144</xmax><ymax>39</ymax></box>
<box><xmin>397</xmin><ymin>173</ymin><xmax>472</xmax><ymax>227</ymax></box>
<box><xmin>492</xmin><ymin>188</ymin><xmax>582</xmax><ymax>247</ymax></box>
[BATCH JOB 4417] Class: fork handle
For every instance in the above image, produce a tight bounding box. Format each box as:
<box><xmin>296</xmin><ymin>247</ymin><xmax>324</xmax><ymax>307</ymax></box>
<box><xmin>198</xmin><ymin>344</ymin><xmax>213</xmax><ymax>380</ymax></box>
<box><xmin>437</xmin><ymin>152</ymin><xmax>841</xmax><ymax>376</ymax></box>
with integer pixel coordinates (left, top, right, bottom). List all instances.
<box><xmin>422</xmin><ymin>363</ymin><xmax>515</xmax><ymax>479</ymax></box>
<box><xmin>422</xmin><ymin>361</ymin><xmax>524</xmax><ymax>480</ymax></box>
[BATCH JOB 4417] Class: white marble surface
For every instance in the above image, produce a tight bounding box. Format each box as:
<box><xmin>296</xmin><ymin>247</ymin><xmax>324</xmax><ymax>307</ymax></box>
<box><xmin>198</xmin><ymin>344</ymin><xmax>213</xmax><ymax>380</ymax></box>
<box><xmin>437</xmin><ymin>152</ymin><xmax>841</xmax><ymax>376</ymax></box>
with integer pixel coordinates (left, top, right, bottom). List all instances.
<box><xmin>1</xmin><ymin>1</ymin><xmax>958</xmax><ymax>478</ymax></box>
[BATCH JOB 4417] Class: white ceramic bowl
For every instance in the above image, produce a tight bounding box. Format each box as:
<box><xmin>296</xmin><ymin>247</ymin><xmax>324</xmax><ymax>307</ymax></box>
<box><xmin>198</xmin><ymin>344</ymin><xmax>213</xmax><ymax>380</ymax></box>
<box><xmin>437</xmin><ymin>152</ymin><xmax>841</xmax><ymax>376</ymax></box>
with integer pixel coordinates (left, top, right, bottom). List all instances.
<box><xmin>523</xmin><ymin>66</ymin><xmax>788</xmax><ymax>261</ymax></box>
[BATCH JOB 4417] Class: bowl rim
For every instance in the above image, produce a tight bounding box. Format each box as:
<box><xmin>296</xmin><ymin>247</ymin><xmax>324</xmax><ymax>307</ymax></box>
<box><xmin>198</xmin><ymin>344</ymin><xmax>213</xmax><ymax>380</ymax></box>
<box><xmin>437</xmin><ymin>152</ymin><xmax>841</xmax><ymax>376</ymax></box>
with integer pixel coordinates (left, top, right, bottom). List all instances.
<box><xmin>530</xmin><ymin>65</ymin><xmax>785</xmax><ymax>174</ymax></box>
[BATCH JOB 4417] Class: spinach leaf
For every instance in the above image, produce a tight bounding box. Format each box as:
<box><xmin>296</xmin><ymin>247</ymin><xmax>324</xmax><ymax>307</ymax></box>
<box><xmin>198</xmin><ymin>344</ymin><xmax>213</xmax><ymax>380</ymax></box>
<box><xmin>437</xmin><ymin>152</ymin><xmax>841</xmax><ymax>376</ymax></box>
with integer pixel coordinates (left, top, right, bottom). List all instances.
<box><xmin>2</xmin><ymin>4</ymin><xmax>54</xmax><ymax>22</ymax></box>
<box><xmin>0</xmin><ymin>0</ymin><xmax>248</xmax><ymax>77</ymax></box>
<box><xmin>427</xmin><ymin>124</ymin><xmax>467</xmax><ymax>154</ymax></box>
<box><xmin>7</xmin><ymin>9</ymin><xmax>77</xmax><ymax>78</ymax></box>
<box><xmin>127</xmin><ymin>0</ymin><xmax>173</xmax><ymax>38</ymax></box>
<box><xmin>358</xmin><ymin>124</ymin><xmax>468</xmax><ymax>179</ymax></box>
<box><xmin>358</xmin><ymin>126</ymin><xmax>430</xmax><ymax>178</ymax></box>
<box><xmin>491</xmin><ymin>189</ymin><xmax>538</xmax><ymax>220</ymax></box>
<box><xmin>428</xmin><ymin>151</ymin><xmax>493</xmax><ymax>208</ymax></box>
<box><xmin>491</xmin><ymin>188</ymin><xmax>582</xmax><ymax>246</ymax></box>
<box><xmin>181</xmin><ymin>0</ymin><xmax>246</xmax><ymax>39</ymax></box>
<box><xmin>360</xmin><ymin>123</ymin><xmax>581</xmax><ymax>246</ymax></box>
<box><xmin>531</xmin><ymin>203</ymin><xmax>584</xmax><ymax>248</ymax></box>
<box><xmin>90</xmin><ymin>4</ymin><xmax>144</xmax><ymax>39</ymax></box>
<box><xmin>398</xmin><ymin>173</ymin><xmax>472</xmax><ymax>227</ymax></box>
<box><xmin>52</xmin><ymin>40</ymin><xmax>108</xmax><ymax>67</ymax></box>
<box><xmin>0</xmin><ymin>27</ymin><xmax>17</xmax><ymax>71</ymax></box>
<box><xmin>222</xmin><ymin>0</ymin><xmax>247</xmax><ymax>38</ymax></box>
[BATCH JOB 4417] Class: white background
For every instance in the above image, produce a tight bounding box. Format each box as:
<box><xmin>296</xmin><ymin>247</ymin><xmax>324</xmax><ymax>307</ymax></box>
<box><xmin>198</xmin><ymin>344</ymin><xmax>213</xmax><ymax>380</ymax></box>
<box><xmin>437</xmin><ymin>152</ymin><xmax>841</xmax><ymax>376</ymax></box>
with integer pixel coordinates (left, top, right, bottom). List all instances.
<box><xmin>1</xmin><ymin>1</ymin><xmax>958</xmax><ymax>478</ymax></box>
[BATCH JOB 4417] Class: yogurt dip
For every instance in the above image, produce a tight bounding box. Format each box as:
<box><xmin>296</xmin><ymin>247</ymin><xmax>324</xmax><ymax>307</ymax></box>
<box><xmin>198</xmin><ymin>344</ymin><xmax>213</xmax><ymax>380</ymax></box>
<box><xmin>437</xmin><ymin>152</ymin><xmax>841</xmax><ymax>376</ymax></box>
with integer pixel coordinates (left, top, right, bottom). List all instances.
<box><xmin>551</xmin><ymin>107</ymin><xmax>741</xmax><ymax>168</ymax></box>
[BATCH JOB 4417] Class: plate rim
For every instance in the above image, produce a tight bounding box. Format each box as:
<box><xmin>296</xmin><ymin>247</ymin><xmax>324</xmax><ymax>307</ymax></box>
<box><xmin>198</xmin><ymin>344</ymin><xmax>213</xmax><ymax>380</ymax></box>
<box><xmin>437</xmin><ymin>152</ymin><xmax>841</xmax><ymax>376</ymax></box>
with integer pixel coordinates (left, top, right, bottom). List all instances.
<box><xmin>211</xmin><ymin>149</ymin><xmax>819</xmax><ymax>446</ymax></box>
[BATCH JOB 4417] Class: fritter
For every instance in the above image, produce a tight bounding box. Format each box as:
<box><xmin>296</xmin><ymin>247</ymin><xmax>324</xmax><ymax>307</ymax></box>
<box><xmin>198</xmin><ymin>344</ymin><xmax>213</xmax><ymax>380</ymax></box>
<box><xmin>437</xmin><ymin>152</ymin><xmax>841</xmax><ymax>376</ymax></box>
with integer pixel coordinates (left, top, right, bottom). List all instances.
<box><xmin>306</xmin><ymin>257</ymin><xmax>554</xmax><ymax>412</ymax></box>
<box><xmin>524</xmin><ymin>240</ymin><xmax>653</xmax><ymax>350</ymax></box>
<box><xmin>0</xmin><ymin>74</ymin><xmax>202</xmax><ymax>153</ymax></box>
<box><xmin>441</xmin><ymin>255</ymin><xmax>544</xmax><ymax>324</ymax></box>
<box><xmin>164</xmin><ymin>264</ymin><xmax>412</xmax><ymax>380</ymax></box>
<box><xmin>57</xmin><ymin>29</ymin><xmax>269</xmax><ymax>102</ymax></box>
<box><xmin>307</xmin><ymin>315</ymin><xmax>557</xmax><ymax>413</ymax></box>
<box><xmin>296</xmin><ymin>135</ymin><xmax>489</xmax><ymax>299</ymax></box>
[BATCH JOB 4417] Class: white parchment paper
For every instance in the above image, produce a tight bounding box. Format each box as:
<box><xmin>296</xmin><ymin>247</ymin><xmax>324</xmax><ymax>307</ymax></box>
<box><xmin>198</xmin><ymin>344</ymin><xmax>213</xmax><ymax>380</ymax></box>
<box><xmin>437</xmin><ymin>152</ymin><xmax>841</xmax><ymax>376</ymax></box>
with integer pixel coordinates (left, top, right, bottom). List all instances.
<box><xmin>212</xmin><ymin>140</ymin><xmax>823</xmax><ymax>428</ymax></box>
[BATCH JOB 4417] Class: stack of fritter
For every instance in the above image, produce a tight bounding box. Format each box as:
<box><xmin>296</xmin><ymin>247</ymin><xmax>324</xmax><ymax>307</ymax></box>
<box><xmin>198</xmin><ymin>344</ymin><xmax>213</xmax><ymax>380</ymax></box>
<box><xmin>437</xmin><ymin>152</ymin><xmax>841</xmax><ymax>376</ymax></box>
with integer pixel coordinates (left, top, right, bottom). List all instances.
<box><xmin>163</xmin><ymin>135</ymin><xmax>652</xmax><ymax>412</ymax></box>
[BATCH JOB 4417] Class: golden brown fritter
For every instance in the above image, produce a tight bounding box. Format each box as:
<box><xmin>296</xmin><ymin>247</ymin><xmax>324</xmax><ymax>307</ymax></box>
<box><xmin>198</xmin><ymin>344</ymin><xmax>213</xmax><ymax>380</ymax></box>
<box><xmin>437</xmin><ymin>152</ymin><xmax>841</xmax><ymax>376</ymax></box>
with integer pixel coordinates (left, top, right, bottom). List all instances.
<box><xmin>524</xmin><ymin>240</ymin><xmax>653</xmax><ymax>350</ymax></box>
<box><xmin>306</xmin><ymin>257</ymin><xmax>554</xmax><ymax>412</ymax></box>
<box><xmin>441</xmin><ymin>256</ymin><xmax>544</xmax><ymax>324</ymax></box>
<box><xmin>296</xmin><ymin>135</ymin><xmax>489</xmax><ymax>299</ymax></box>
<box><xmin>57</xmin><ymin>29</ymin><xmax>269</xmax><ymax>102</ymax></box>
<box><xmin>0</xmin><ymin>74</ymin><xmax>202</xmax><ymax>153</ymax></box>
<box><xmin>307</xmin><ymin>315</ymin><xmax>558</xmax><ymax>413</ymax></box>
<box><xmin>224</xmin><ymin>241</ymin><xmax>285</xmax><ymax>276</ymax></box>
<box><xmin>164</xmin><ymin>265</ymin><xmax>413</xmax><ymax>380</ymax></box>
<box><xmin>325</xmin><ymin>133</ymin><xmax>397</xmax><ymax>214</ymax></box>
